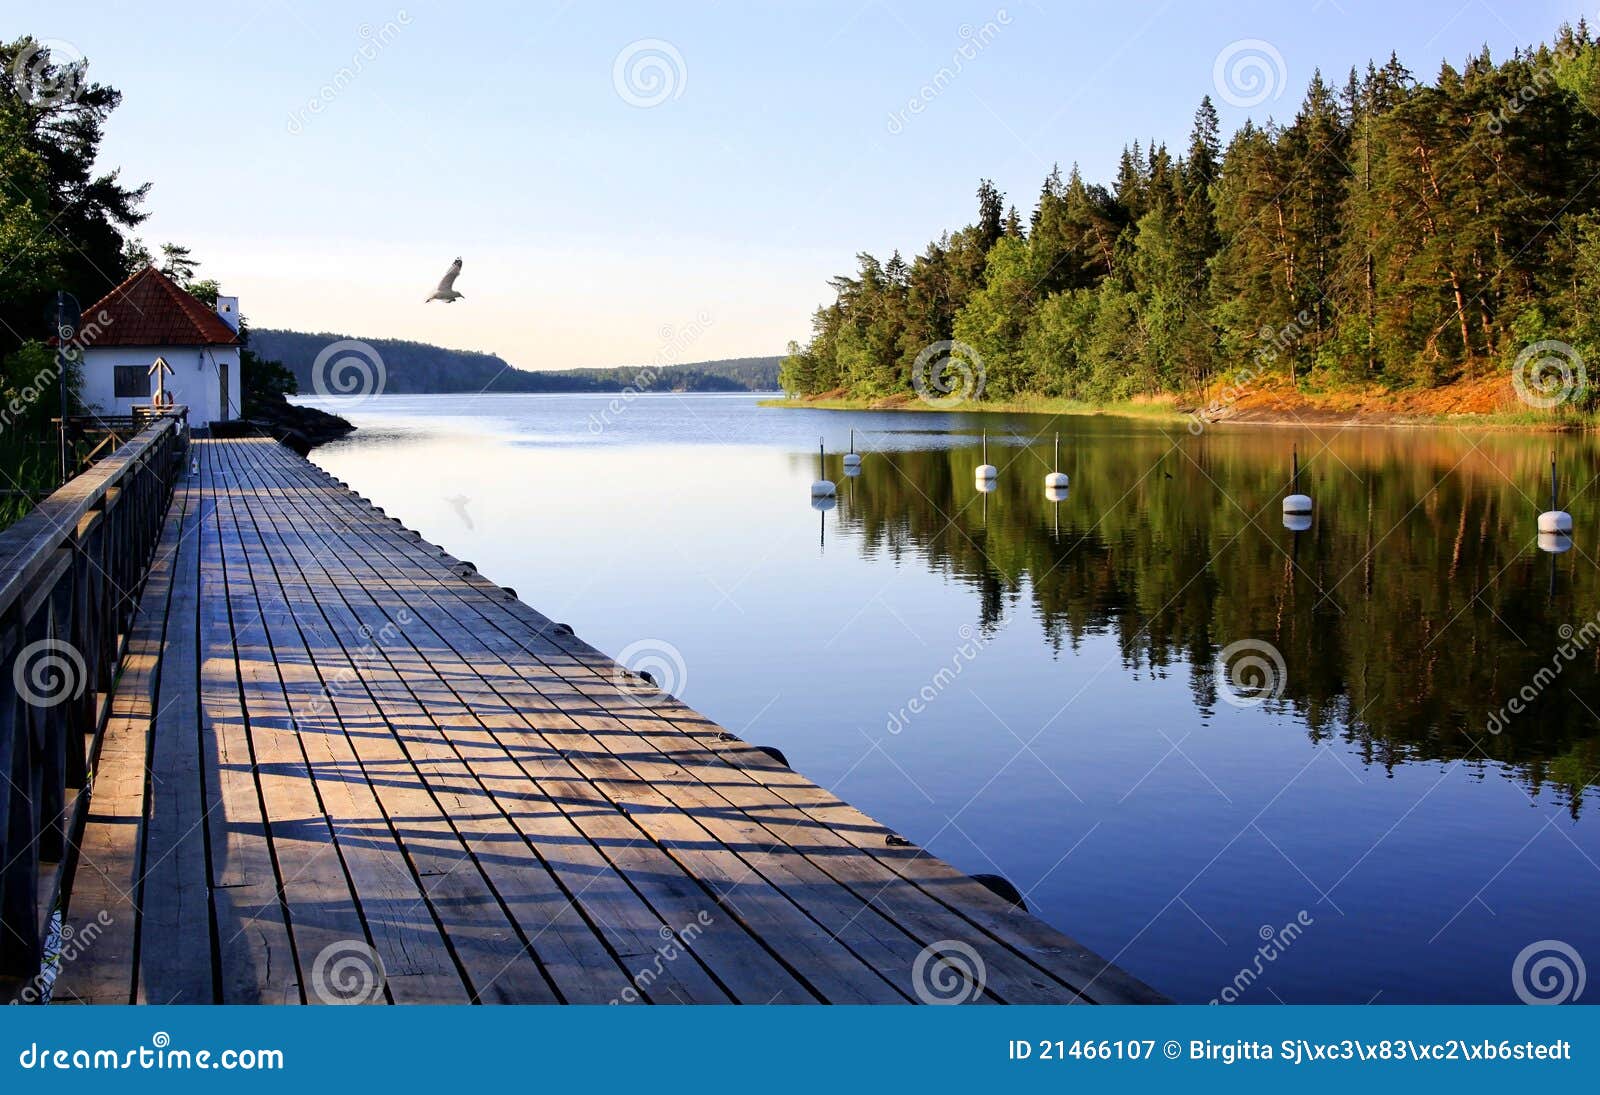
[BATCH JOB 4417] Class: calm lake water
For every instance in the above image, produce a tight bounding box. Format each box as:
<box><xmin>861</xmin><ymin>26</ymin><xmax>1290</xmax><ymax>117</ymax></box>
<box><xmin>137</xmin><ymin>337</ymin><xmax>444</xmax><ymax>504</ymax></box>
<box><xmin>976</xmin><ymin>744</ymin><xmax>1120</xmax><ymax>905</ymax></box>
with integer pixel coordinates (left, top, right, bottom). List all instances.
<box><xmin>297</xmin><ymin>391</ymin><xmax>1600</xmax><ymax>1004</ymax></box>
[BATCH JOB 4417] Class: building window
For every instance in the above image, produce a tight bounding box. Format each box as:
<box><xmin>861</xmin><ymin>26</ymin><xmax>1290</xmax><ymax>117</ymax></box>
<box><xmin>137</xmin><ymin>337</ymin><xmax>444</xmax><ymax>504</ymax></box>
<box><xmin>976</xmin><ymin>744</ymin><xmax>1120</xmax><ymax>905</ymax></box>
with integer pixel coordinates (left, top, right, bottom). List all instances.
<box><xmin>114</xmin><ymin>365</ymin><xmax>151</xmax><ymax>398</ymax></box>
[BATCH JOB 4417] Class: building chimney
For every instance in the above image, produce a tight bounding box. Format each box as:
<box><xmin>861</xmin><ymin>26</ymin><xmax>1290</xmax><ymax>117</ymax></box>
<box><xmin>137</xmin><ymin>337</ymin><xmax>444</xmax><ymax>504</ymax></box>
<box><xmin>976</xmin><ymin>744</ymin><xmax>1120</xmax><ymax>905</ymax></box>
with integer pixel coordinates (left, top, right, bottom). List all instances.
<box><xmin>215</xmin><ymin>294</ymin><xmax>241</xmax><ymax>332</ymax></box>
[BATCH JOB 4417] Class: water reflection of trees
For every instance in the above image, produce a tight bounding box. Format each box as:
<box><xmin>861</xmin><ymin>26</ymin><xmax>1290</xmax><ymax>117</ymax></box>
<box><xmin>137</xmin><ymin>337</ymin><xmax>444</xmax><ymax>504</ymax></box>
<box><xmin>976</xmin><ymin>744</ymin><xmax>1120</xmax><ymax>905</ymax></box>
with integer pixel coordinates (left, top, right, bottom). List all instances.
<box><xmin>827</xmin><ymin>428</ymin><xmax>1600</xmax><ymax>814</ymax></box>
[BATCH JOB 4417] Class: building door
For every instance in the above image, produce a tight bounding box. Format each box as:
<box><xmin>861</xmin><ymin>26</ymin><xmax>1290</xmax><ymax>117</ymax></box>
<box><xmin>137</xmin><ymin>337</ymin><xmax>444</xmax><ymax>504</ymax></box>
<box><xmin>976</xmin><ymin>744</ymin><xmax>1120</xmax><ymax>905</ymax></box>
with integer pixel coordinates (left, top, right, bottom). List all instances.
<box><xmin>219</xmin><ymin>361</ymin><xmax>230</xmax><ymax>420</ymax></box>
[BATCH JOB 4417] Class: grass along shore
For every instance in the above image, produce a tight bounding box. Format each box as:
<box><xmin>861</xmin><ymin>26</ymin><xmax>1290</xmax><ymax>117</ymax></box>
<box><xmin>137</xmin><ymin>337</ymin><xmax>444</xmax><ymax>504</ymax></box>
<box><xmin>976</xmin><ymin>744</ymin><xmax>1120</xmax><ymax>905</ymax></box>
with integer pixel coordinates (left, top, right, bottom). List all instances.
<box><xmin>762</xmin><ymin>376</ymin><xmax>1599</xmax><ymax>432</ymax></box>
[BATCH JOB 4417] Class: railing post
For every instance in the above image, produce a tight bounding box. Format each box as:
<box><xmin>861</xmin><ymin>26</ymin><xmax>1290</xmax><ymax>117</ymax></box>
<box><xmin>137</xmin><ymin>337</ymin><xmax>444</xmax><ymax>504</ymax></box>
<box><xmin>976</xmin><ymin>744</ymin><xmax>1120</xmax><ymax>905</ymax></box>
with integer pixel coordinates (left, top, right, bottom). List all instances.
<box><xmin>0</xmin><ymin>409</ymin><xmax>188</xmax><ymax>979</ymax></box>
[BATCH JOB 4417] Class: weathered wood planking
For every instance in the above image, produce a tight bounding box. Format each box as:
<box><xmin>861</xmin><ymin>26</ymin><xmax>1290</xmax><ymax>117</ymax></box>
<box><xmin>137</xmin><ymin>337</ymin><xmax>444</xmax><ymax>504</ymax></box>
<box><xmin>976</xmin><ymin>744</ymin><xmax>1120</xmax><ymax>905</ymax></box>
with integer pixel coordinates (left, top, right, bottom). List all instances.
<box><xmin>51</xmin><ymin>437</ymin><xmax>1165</xmax><ymax>1005</ymax></box>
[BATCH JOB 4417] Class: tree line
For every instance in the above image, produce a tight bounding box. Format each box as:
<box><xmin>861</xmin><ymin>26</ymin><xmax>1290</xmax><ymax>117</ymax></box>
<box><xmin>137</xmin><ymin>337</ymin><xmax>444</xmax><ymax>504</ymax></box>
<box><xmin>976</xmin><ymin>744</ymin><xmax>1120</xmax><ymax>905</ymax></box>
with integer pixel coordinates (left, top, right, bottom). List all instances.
<box><xmin>781</xmin><ymin>22</ymin><xmax>1600</xmax><ymax>413</ymax></box>
<box><xmin>249</xmin><ymin>329</ymin><xmax>781</xmax><ymax>394</ymax></box>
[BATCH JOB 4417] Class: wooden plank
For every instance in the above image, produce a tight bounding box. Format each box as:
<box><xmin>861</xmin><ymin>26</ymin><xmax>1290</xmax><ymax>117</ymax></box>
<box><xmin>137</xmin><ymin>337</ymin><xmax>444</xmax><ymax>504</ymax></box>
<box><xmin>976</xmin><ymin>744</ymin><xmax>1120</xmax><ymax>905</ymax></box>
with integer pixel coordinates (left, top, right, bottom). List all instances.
<box><xmin>134</xmin><ymin>467</ymin><xmax>214</xmax><ymax>1004</ymax></box>
<box><xmin>213</xmin><ymin>439</ymin><xmax>559</xmax><ymax>1004</ymax></box>
<box><xmin>195</xmin><ymin>443</ymin><xmax>296</xmax><ymax>1004</ymax></box>
<box><xmin>209</xmin><ymin>440</ymin><xmax>464</xmax><ymax>1005</ymax></box>
<box><xmin>51</xmin><ymin>470</ymin><xmax>190</xmax><ymax>1004</ymax></box>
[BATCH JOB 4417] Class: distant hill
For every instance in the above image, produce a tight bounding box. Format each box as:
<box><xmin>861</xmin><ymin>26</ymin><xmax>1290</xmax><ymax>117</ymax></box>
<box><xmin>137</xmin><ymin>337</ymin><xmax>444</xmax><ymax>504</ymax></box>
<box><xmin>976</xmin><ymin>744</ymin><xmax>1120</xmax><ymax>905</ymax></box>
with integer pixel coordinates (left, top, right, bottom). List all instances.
<box><xmin>250</xmin><ymin>328</ymin><xmax>781</xmax><ymax>394</ymax></box>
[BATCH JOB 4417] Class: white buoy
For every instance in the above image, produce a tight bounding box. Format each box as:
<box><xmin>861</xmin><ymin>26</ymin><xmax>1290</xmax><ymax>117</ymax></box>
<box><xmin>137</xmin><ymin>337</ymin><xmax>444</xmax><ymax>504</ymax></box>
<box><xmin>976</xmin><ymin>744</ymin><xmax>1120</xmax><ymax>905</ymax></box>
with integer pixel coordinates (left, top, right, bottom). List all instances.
<box><xmin>1539</xmin><ymin>530</ymin><xmax>1572</xmax><ymax>554</ymax></box>
<box><xmin>1045</xmin><ymin>484</ymin><xmax>1069</xmax><ymax>504</ymax></box>
<box><xmin>1044</xmin><ymin>432</ymin><xmax>1069</xmax><ymax>491</ymax></box>
<box><xmin>810</xmin><ymin>439</ymin><xmax>836</xmax><ymax>497</ymax></box>
<box><xmin>1538</xmin><ymin>450</ymin><xmax>1571</xmax><ymax>534</ymax></box>
<box><xmin>976</xmin><ymin>430</ymin><xmax>998</xmax><ymax>482</ymax></box>
<box><xmin>1283</xmin><ymin>444</ymin><xmax>1312</xmax><ymax>515</ymax></box>
<box><xmin>843</xmin><ymin>428</ymin><xmax>862</xmax><ymax>469</ymax></box>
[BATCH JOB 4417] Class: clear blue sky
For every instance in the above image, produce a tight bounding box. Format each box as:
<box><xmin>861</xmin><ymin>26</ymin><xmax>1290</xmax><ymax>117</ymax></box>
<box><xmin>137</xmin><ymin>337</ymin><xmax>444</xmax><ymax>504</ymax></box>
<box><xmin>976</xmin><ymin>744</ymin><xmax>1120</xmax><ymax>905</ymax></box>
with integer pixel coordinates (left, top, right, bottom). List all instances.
<box><xmin>39</xmin><ymin>0</ymin><xmax>1594</xmax><ymax>368</ymax></box>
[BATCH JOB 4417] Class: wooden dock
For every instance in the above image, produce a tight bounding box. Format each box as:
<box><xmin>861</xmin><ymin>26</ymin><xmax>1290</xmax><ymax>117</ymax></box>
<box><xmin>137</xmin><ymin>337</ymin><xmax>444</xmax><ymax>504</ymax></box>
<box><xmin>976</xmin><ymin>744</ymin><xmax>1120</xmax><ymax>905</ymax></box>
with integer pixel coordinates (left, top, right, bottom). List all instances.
<box><xmin>8</xmin><ymin>430</ymin><xmax>1163</xmax><ymax>1004</ymax></box>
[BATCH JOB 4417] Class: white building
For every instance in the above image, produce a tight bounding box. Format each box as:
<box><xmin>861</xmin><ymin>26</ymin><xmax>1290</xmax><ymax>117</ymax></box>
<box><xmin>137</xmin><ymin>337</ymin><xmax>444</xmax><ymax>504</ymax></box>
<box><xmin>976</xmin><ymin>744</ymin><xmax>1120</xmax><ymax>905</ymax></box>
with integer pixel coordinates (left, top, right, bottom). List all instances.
<box><xmin>73</xmin><ymin>265</ymin><xmax>242</xmax><ymax>428</ymax></box>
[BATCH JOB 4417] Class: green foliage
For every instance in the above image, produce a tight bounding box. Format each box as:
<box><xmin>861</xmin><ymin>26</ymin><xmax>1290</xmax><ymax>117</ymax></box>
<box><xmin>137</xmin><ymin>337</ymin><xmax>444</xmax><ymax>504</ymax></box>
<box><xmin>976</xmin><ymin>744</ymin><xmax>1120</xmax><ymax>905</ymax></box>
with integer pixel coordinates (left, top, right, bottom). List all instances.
<box><xmin>0</xmin><ymin>36</ymin><xmax>149</xmax><ymax>357</ymax></box>
<box><xmin>240</xmin><ymin>348</ymin><xmax>298</xmax><ymax>415</ymax></box>
<box><xmin>783</xmin><ymin>21</ymin><xmax>1600</xmax><ymax>415</ymax></box>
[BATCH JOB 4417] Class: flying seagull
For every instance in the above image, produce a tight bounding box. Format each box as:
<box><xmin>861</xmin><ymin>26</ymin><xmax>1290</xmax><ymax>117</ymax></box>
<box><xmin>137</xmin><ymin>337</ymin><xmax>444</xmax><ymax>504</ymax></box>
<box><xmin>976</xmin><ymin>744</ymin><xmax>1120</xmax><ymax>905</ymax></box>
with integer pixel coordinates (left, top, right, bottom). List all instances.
<box><xmin>426</xmin><ymin>258</ymin><xmax>464</xmax><ymax>303</ymax></box>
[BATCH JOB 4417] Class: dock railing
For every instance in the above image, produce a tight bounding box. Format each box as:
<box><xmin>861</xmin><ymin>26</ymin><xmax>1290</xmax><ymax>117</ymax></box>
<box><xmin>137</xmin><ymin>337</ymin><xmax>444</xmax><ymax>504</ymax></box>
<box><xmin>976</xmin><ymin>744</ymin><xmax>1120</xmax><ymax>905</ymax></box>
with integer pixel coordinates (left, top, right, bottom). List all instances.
<box><xmin>0</xmin><ymin>406</ymin><xmax>189</xmax><ymax>976</ymax></box>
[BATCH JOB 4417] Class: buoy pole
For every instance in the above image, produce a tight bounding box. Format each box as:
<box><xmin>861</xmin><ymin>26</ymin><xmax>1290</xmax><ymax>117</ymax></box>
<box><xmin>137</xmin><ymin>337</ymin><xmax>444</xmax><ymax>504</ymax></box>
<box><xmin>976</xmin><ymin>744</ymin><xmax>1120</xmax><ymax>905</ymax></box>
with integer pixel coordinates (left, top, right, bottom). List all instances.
<box><xmin>1054</xmin><ymin>432</ymin><xmax>1060</xmax><ymax>472</ymax></box>
<box><xmin>1292</xmin><ymin>444</ymin><xmax>1300</xmax><ymax>492</ymax></box>
<box><xmin>819</xmin><ymin>439</ymin><xmax>825</xmax><ymax>479</ymax></box>
<box><xmin>1551</xmin><ymin>448</ymin><xmax>1559</xmax><ymax>513</ymax></box>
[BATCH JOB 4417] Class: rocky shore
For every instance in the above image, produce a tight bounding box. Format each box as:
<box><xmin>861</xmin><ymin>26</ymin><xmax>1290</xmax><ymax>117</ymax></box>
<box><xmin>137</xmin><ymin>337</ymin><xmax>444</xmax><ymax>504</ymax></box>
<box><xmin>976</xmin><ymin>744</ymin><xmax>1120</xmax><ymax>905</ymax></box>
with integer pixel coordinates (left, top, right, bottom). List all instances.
<box><xmin>227</xmin><ymin>392</ymin><xmax>355</xmax><ymax>453</ymax></box>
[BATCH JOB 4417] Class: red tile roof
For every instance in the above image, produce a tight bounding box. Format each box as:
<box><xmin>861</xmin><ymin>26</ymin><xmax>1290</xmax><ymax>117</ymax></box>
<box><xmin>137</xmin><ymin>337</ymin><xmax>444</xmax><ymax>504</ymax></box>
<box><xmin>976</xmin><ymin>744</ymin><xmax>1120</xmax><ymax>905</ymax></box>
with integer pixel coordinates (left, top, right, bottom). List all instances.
<box><xmin>73</xmin><ymin>265</ymin><xmax>240</xmax><ymax>348</ymax></box>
